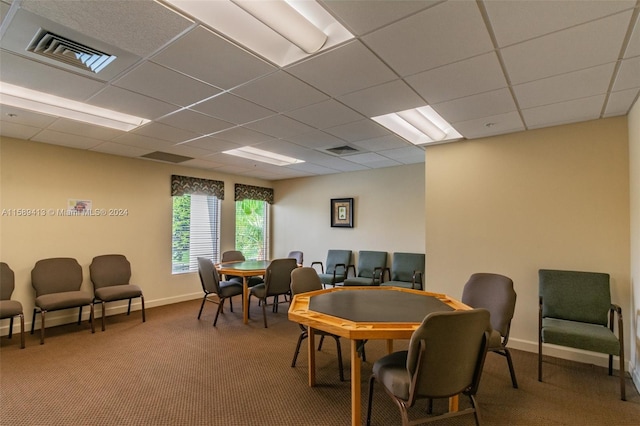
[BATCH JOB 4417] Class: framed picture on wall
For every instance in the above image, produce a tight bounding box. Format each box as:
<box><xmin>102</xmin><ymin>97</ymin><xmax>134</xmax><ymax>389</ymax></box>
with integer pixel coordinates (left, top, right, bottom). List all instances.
<box><xmin>331</xmin><ymin>198</ymin><xmax>354</xmax><ymax>228</ymax></box>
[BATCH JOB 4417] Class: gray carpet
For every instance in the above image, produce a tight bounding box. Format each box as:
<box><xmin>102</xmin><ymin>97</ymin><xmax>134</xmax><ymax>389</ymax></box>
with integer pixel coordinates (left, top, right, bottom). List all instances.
<box><xmin>1</xmin><ymin>298</ymin><xmax>638</xmax><ymax>425</ymax></box>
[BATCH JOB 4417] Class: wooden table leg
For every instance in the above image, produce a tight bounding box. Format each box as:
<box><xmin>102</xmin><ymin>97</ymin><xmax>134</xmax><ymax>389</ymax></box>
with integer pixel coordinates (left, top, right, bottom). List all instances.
<box><xmin>449</xmin><ymin>395</ymin><xmax>459</xmax><ymax>412</ymax></box>
<box><xmin>242</xmin><ymin>277</ymin><xmax>249</xmax><ymax>324</ymax></box>
<box><xmin>351</xmin><ymin>339</ymin><xmax>361</xmax><ymax>426</ymax></box>
<box><xmin>386</xmin><ymin>339</ymin><xmax>394</xmax><ymax>354</ymax></box>
<box><xmin>308</xmin><ymin>327</ymin><xmax>316</xmax><ymax>387</ymax></box>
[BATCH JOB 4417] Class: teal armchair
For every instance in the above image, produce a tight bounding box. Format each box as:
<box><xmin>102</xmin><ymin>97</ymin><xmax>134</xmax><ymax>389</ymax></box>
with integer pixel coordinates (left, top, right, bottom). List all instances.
<box><xmin>311</xmin><ymin>250</ymin><xmax>352</xmax><ymax>288</ymax></box>
<box><xmin>343</xmin><ymin>250</ymin><xmax>387</xmax><ymax>286</ymax></box>
<box><xmin>538</xmin><ymin>269</ymin><xmax>625</xmax><ymax>400</ymax></box>
<box><xmin>380</xmin><ymin>252</ymin><xmax>425</xmax><ymax>290</ymax></box>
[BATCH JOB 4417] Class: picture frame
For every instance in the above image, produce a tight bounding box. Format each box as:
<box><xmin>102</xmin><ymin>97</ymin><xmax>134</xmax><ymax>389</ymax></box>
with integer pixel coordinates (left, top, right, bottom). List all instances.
<box><xmin>331</xmin><ymin>197</ymin><xmax>354</xmax><ymax>228</ymax></box>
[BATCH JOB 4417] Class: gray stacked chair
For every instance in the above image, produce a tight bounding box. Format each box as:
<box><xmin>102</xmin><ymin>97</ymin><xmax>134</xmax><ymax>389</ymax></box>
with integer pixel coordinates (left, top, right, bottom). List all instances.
<box><xmin>90</xmin><ymin>254</ymin><xmax>145</xmax><ymax>331</ymax></box>
<box><xmin>197</xmin><ymin>257</ymin><xmax>243</xmax><ymax>326</ymax></box>
<box><xmin>343</xmin><ymin>250</ymin><xmax>387</xmax><ymax>286</ymax></box>
<box><xmin>311</xmin><ymin>249</ymin><xmax>352</xmax><ymax>288</ymax></box>
<box><xmin>220</xmin><ymin>250</ymin><xmax>263</xmax><ymax>286</ymax></box>
<box><xmin>0</xmin><ymin>262</ymin><xmax>25</xmax><ymax>349</ymax></box>
<box><xmin>31</xmin><ymin>257</ymin><xmax>94</xmax><ymax>344</ymax></box>
<box><xmin>380</xmin><ymin>252</ymin><xmax>425</xmax><ymax>289</ymax></box>
<box><xmin>290</xmin><ymin>267</ymin><xmax>344</xmax><ymax>381</ymax></box>
<box><xmin>287</xmin><ymin>250</ymin><xmax>304</xmax><ymax>266</ymax></box>
<box><xmin>462</xmin><ymin>272</ymin><xmax>518</xmax><ymax>388</ymax></box>
<box><xmin>249</xmin><ymin>258</ymin><xmax>298</xmax><ymax>328</ymax></box>
<box><xmin>366</xmin><ymin>309</ymin><xmax>491</xmax><ymax>426</ymax></box>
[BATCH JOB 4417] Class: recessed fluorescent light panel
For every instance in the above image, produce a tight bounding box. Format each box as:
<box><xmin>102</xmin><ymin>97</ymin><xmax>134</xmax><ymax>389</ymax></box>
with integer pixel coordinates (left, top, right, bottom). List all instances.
<box><xmin>0</xmin><ymin>82</ymin><xmax>150</xmax><ymax>131</ymax></box>
<box><xmin>162</xmin><ymin>0</ymin><xmax>354</xmax><ymax>66</ymax></box>
<box><xmin>372</xmin><ymin>106</ymin><xmax>463</xmax><ymax>145</ymax></box>
<box><xmin>223</xmin><ymin>146</ymin><xmax>305</xmax><ymax>166</ymax></box>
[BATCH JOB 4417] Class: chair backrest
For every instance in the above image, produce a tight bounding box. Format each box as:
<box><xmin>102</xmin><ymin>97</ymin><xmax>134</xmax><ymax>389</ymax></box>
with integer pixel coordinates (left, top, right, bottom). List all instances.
<box><xmin>287</xmin><ymin>251</ymin><xmax>304</xmax><ymax>265</ymax></box>
<box><xmin>0</xmin><ymin>262</ymin><xmax>15</xmax><ymax>300</ymax></box>
<box><xmin>462</xmin><ymin>273</ymin><xmax>516</xmax><ymax>337</ymax></box>
<box><xmin>264</xmin><ymin>258</ymin><xmax>298</xmax><ymax>296</ymax></box>
<box><xmin>197</xmin><ymin>257</ymin><xmax>222</xmax><ymax>295</ymax></box>
<box><xmin>31</xmin><ymin>258</ymin><xmax>83</xmax><ymax>296</ymax></box>
<box><xmin>406</xmin><ymin>309</ymin><xmax>490</xmax><ymax>400</ymax></box>
<box><xmin>291</xmin><ymin>267</ymin><xmax>323</xmax><ymax>295</ymax></box>
<box><xmin>539</xmin><ymin>269</ymin><xmax>611</xmax><ymax>326</ymax></box>
<box><xmin>90</xmin><ymin>254</ymin><xmax>132</xmax><ymax>290</ymax></box>
<box><xmin>391</xmin><ymin>252</ymin><xmax>425</xmax><ymax>282</ymax></box>
<box><xmin>356</xmin><ymin>251</ymin><xmax>387</xmax><ymax>279</ymax></box>
<box><xmin>221</xmin><ymin>250</ymin><xmax>245</xmax><ymax>263</ymax></box>
<box><xmin>325</xmin><ymin>250</ymin><xmax>351</xmax><ymax>273</ymax></box>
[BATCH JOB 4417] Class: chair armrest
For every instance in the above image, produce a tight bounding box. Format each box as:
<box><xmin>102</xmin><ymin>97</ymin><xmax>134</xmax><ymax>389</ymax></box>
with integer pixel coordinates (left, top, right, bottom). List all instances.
<box><xmin>334</xmin><ymin>263</ymin><xmax>347</xmax><ymax>275</ymax></box>
<box><xmin>372</xmin><ymin>267</ymin><xmax>383</xmax><ymax>285</ymax></box>
<box><xmin>412</xmin><ymin>271</ymin><xmax>423</xmax><ymax>290</ymax></box>
<box><xmin>311</xmin><ymin>261</ymin><xmax>324</xmax><ymax>273</ymax></box>
<box><xmin>610</xmin><ymin>303</ymin><xmax>623</xmax><ymax>335</ymax></box>
<box><xmin>381</xmin><ymin>267</ymin><xmax>390</xmax><ymax>283</ymax></box>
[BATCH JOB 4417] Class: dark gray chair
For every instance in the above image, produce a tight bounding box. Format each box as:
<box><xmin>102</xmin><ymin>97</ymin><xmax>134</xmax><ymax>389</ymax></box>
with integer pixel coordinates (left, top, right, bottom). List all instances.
<box><xmin>221</xmin><ymin>250</ymin><xmax>263</xmax><ymax>286</ymax></box>
<box><xmin>31</xmin><ymin>257</ymin><xmax>94</xmax><ymax>344</ymax></box>
<box><xmin>249</xmin><ymin>258</ymin><xmax>298</xmax><ymax>328</ymax></box>
<box><xmin>462</xmin><ymin>273</ymin><xmax>518</xmax><ymax>388</ymax></box>
<box><xmin>287</xmin><ymin>250</ymin><xmax>304</xmax><ymax>266</ymax></box>
<box><xmin>90</xmin><ymin>254</ymin><xmax>145</xmax><ymax>331</ymax></box>
<box><xmin>197</xmin><ymin>257</ymin><xmax>243</xmax><ymax>326</ymax></box>
<box><xmin>344</xmin><ymin>250</ymin><xmax>387</xmax><ymax>286</ymax></box>
<box><xmin>290</xmin><ymin>267</ymin><xmax>344</xmax><ymax>381</ymax></box>
<box><xmin>366</xmin><ymin>309</ymin><xmax>491</xmax><ymax>426</ymax></box>
<box><xmin>311</xmin><ymin>249</ymin><xmax>352</xmax><ymax>288</ymax></box>
<box><xmin>0</xmin><ymin>262</ymin><xmax>25</xmax><ymax>349</ymax></box>
<box><xmin>539</xmin><ymin>269</ymin><xmax>626</xmax><ymax>400</ymax></box>
<box><xmin>380</xmin><ymin>252</ymin><xmax>425</xmax><ymax>290</ymax></box>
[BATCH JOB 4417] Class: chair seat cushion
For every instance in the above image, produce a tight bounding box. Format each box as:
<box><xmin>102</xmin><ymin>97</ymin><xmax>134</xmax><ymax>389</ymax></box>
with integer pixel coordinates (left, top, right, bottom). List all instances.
<box><xmin>343</xmin><ymin>277</ymin><xmax>375</xmax><ymax>286</ymax></box>
<box><xmin>542</xmin><ymin>317</ymin><xmax>620</xmax><ymax>355</ymax></box>
<box><xmin>35</xmin><ymin>291</ymin><xmax>92</xmax><ymax>311</ymax></box>
<box><xmin>372</xmin><ymin>350</ymin><xmax>411</xmax><ymax>401</ymax></box>
<box><xmin>249</xmin><ymin>283</ymin><xmax>267</xmax><ymax>298</ymax></box>
<box><xmin>318</xmin><ymin>273</ymin><xmax>347</xmax><ymax>285</ymax></box>
<box><xmin>229</xmin><ymin>276</ymin><xmax>264</xmax><ymax>287</ymax></box>
<box><xmin>219</xmin><ymin>281</ymin><xmax>243</xmax><ymax>298</ymax></box>
<box><xmin>94</xmin><ymin>284</ymin><xmax>142</xmax><ymax>302</ymax></box>
<box><xmin>0</xmin><ymin>300</ymin><xmax>23</xmax><ymax>318</ymax></box>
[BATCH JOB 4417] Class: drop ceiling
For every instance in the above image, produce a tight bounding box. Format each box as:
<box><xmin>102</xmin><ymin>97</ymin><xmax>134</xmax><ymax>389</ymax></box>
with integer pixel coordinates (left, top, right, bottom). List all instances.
<box><xmin>0</xmin><ymin>0</ymin><xmax>638</xmax><ymax>181</ymax></box>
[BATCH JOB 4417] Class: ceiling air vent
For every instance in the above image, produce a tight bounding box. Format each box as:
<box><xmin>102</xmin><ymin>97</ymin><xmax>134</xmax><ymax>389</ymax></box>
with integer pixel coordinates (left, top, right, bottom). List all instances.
<box><xmin>325</xmin><ymin>145</ymin><xmax>359</xmax><ymax>156</ymax></box>
<box><xmin>141</xmin><ymin>152</ymin><xmax>193</xmax><ymax>164</ymax></box>
<box><xmin>27</xmin><ymin>29</ymin><xmax>116</xmax><ymax>74</ymax></box>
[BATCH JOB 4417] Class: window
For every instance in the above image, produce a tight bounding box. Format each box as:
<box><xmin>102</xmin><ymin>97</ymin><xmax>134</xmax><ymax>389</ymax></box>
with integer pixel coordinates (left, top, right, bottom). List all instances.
<box><xmin>235</xmin><ymin>199</ymin><xmax>269</xmax><ymax>260</ymax></box>
<box><xmin>171</xmin><ymin>175</ymin><xmax>225</xmax><ymax>274</ymax></box>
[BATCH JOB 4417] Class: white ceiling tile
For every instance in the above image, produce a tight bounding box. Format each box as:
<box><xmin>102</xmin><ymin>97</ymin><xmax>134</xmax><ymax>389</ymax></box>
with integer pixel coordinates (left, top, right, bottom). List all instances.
<box><xmin>378</xmin><ymin>146</ymin><xmax>425</xmax><ymax>164</ymax></box>
<box><xmin>0</xmin><ymin>120</ymin><xmax>42</xmax><ymax>140</ymax></box>
<box><xmin>46</xmin><ymin>118</ymin><xmax>125</xmax><ymax>141</ymax></box>
<box><xmin>283</xmin><ymin>130</ymin><xmax>346</xmax><ymax>149</ymax></box>
<box><xmin>244</xmin><ymin>115</ymin><xmax>315</xmax><ymax>139</ymax></box>
<box><xmin>152</xmin><ymin>26</ymin><xmax>276</xmax><ymax>89</ymax></box>
<box><xmin>158</xmin><ymin>109</ymin><xmax>234</xmax><ymax>135</ymax></box>
<box><xmin>285</xmin><ymin>161</ymin><xmax>338</xmax><ymax>175</ymax></box>
<box><xmin>501</xmin><ymin>11</ymin><xmax>633</xmax><ymax>85</ymax></box>
<box><xmin>351</xmin><ymin>135</ymin><xmax>411</xmax><ymax>152</ymax></box>
<box><xmin>209</xmin><ymin>126</ymin><xmax>274</xmax><ymax>145</ymax></box>
<box><xmin>310</xmin><ymin>156</ymin><xmax>369</xmax><ymax>172</ymax></box>
<box><xmin>132</xmin><ymin>122</ymin><xmax>201</xmax><ymax>144</ymax></box>
<box><xmin>285</xmin><ymin>99</ymin><xmax>363</xmax><ymax>129</ymax></box>
<box><xmin>87</xmin><ymin>86</ymin><xmax>178</xmax><ymax>121</ymax></box>
<box><xmin>31</xmin><ymin>129</ymin><xmax>104</xmax><ymax>150</ymax></box>
<box><xmin>406</xmin><ymin>52</ymin><xmax>508</xmax><ymax>104</ymax></box>
<box><xmin>344</xmin><ymin>152</ymin><xmax>393</xmax><ymax>165</ymax></box>
<box><xmin>191</xmin><ymin>93</ymin><xmax>275</xmax><ymax>124</ymax></box>
<box><xmin>0</xmin><ymin>104</ymin><xmax>57</xmax><ymax>128</ymax></box>
<box><xmin>232</xmin><ymin>70</ymin><xmax>329</xmax><ymax>113</ymax></box>
<box><xmin>604</xmin><ymin>88</ymin><xmax>640</xmax><ymax>117</ymax></box>
<box><xmin>324</xmin><ymin>119</ymin><xmax>390</xmax><ymax>143</ymax></box>
<box><xmin>613</xmin><ymin>56</ymin><xmax>640</xmax><ymax>92</ymax></box>
<box><xmin>89</xmin><ymin>142</ymin><xmax>150</xmax><ymax>158</ymax></box>
<box><xmin>513</xmin><ymin>63</ymin><xmax>616</xmax><ymax>109</ymax></box>
<box><xmin>111</xmin><ymin>133</ymin><xmax>174</xmax><ymax>151</ymax></box>
<box><xmin>363</xmin><ymin>1</ymin><xmax>494</xmax><ymax>76</ymax></box>
<box><xmin>338</xmin><ymin>80</ymin><xmax>425</xmax><ymax>117</ymax></box>
<box><xmin>115</xmin><ymin>62</ymin><xmax>221</xmax><ymax>108</ymax></box>
<box><xmin>179</xmin><ymin>158</ymin><xmax>227</xmax><ymax>170</ymax></box>
<box><xmin>451</xmin><ymin>111</ymin><xmax>525</xmax><ymax>139</ymax></box>
<box><xmin>485</xmin><ymin>0</ymin><xmax>636</xmax><ymax>47</ymax></box>
<box><xmin>522</xmin><ymin>95</ymin><xmax>607</xmax><ymax>129</ymax></box>
<box><xmin>163</xmin><ymin>143</ymin><xmax>217</xmax><ymax>159</ymax></box>
<box><xmin>182</xmin><ymin>136</ymin><xmax>242</xmax><ymax>153</ymax></box>
<box><xmin>432</xmin><ymin>88</ymin><xmax>517</xmax><ymax>123</ymax></box>
<box><xmin>623</xmin><ymin>13</ymin><xmax>640</xmax><ymax>58</ymax></box>
<box><xmin>286</xmin><ymin>41</ymin><xmax>397</xmax><ymax>97</ymax></box>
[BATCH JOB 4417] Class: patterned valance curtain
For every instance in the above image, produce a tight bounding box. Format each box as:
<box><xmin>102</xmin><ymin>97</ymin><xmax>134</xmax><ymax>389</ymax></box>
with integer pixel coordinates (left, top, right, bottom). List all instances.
<box><xmin>171</xmin><ymin>175</ymin><xmax>224</xmax><ymax>199</ymax></box>
<box><xmin>234</xmin><ymin>184</ymin><xmax>274</xmax><ymax>204</ymax></box>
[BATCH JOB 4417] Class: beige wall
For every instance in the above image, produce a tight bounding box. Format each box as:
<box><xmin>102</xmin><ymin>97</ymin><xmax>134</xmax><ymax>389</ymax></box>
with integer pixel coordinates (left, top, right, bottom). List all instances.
<box><xmin>628</xmin><ymin>100</ymin><xmax>639</xmax><ymax>387</ymax></box>
<box><xmin>0</xmin><ymin>137</ymin><xmax>270</xmax><ymax>328</ymax></box>
<box><xmin>271</xmin><ymin>163</ymin><xmax>425</xmax><ymax>268</ymax></box>
<box><xmin>425</xmin><ymin>117</ymin><xmax>631</xmax><ymax>368</ymax></box>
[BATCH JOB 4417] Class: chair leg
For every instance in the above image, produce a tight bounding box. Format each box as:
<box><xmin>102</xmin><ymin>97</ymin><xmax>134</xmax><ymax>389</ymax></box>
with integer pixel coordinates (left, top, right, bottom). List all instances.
<box><xmin>333</xmin><ymin>335</ymin><xmax>344</xmax><ymax>382</ymax></box>
<box><xmin>213</xmin><ymin>298</ymin><xmax>225</xmax><ymax>327</ymax></box>
<box><xmin>101</xmin><ymin>301</ymin><xmax>106</xmax><ymax>332</ymax></box>
<box><xmin>619</xmin><ymin>351</ymin><xmax>626</xmax><ymax>401</ymax></box>
<box><xmin>40</xmin><ymin>310</ymin><xmax>46</xmax><ymax>345</ymax></box>
<box><xmin>229</xmin><ymin>296</ymin><xmax>233</xmax><ymax>313</ymax></box>
<box><xmin>8</xmin><ymin>317</ymin><xmax>13</xmax><ymax>339</ymax></box>
<box><xmin>366</xmin><ymin>376</ymin><xmax>376</xmax><ymax>426</ymax></box>
<box><xmin>261</xmin><ymin>298</ymin><xmax>268</xmax><ymax>328</ymax></box>
<box><xmin>538</xmin><ymin>339</ymin><xmax>543</xmax><ymax>382</ymax></box>
<box><xmin>78</xmin><ymin>306</ymin><xmax>83</xmax><ymax>325</ymax></box>
<box><xmin>470</xmin><ymin>394</ymin><xmax>482</xmax><ymax>426</ymax></box>
<box><xmin>140</xmin><ymin>296</ymin><xmax>146</xmax><ymax>323</ymax></box>
<box><xmin>127</xmin><ymin>299</ymin><xmax>132</xmax><ymax>315</ymax></box>
<box><xmin>504</xmin><ymin>348</ymin><xmax>519</xmax><ymax>388</ymax></box>
<box><xmin>31</xmin><ymin>309</ymin><xmax>37</xmax><ymax>334</ymax></box>
<box><xmin>197</xmin><ymin>294</ymin><xmax>207</xmax><ymax>319</ymax></box>
<box><xmin>318</xmin><ymin>335</ymin><xmax>325</xmax><ymax>351</ymax></box>
<box><xmin>89</xmin><ymin>303</ymin><xmax>95</xmax><ymax>334</ymax></box>
<box><xmin>19</xmin><ymin>313</ymin><xmax>25</xmax><ymax>349</ymax></box>
<box><xmin>291</xmin><ymin>330</ymin><xmax>307</xmax><ymax>367</ymax></box>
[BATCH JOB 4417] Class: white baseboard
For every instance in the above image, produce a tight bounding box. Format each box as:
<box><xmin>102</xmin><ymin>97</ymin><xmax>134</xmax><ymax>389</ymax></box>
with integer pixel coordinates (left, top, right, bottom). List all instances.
<box><xmin>0</xmin><ymin>292</ymin><xmax>202</xmax><ymax>336</ymax></box>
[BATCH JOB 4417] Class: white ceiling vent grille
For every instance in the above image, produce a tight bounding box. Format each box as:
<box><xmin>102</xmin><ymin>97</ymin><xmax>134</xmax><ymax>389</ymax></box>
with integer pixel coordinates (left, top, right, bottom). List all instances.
<box><xmin>324</xmin><ymin>145</ymin><xmax>359</xmax><ymax>156</ymax></box>
<box><xmin>27</xmin><ymin>29</ymin><xmax>116</xmax><ymax>74</ymax></box>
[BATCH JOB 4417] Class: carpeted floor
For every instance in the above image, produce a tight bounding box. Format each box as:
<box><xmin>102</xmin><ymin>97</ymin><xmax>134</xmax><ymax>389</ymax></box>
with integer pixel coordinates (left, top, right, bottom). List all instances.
<box><xmin>1</xmin><ymin>298</ymin><xmax>638</xmax><ymax>425</ymax></box>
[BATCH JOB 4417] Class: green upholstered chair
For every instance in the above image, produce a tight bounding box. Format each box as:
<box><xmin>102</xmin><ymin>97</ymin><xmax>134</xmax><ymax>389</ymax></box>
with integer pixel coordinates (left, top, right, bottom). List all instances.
<box><xmin>31</xmin><ymin>257</ymin><xmax>95</xmax><ymax>344</ymax></box>
<box><xmin>311</xmin><ymin>249</ymin><xmax>352</xmax><ymax>288</ymax></box>
<box><xmin>0</xmin><ymin>262</ymin><xmax>25</xmax><ymax>349</ymax></box>
<box><xmin>197</xmin><ymin>257</ymin><xmax>243</xmax><ymax>326</ymax></box>
<box><xmin>249</xmin><ymin>258</ymin><xmax>298</xmax><ymax>328</ymax></box>
<box><xmin>380</xmin><ymin>252</ymin><xmax>425</xmax><ymax>290</ymax></box>
<box><xmin>343</xmin><ymin>250</ymin><xmax>387</xmax><ymax>286</ymax></box>
<box><xmin>90</xmin><ymin>254</ymin><xmax>145</xmax><ymax>331</ymax></box>
<box><xmin>462</xmin><ymin>273</ymin><xmax>518</xmax><ymax>388</ymax></box>
<box><xmin>290</xmin><ymin>267</ymin><xmax>344</xmax><ymax>381</ymax></box>
<box><xmin>366</xmin><ymin>309</ymin><xmax>491</xmax><ymax>426</ymax></box>
<box><xmin>538</xmin><ymin>269</ymin><xmax>625</xmax><ymax>400</ymax></box>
